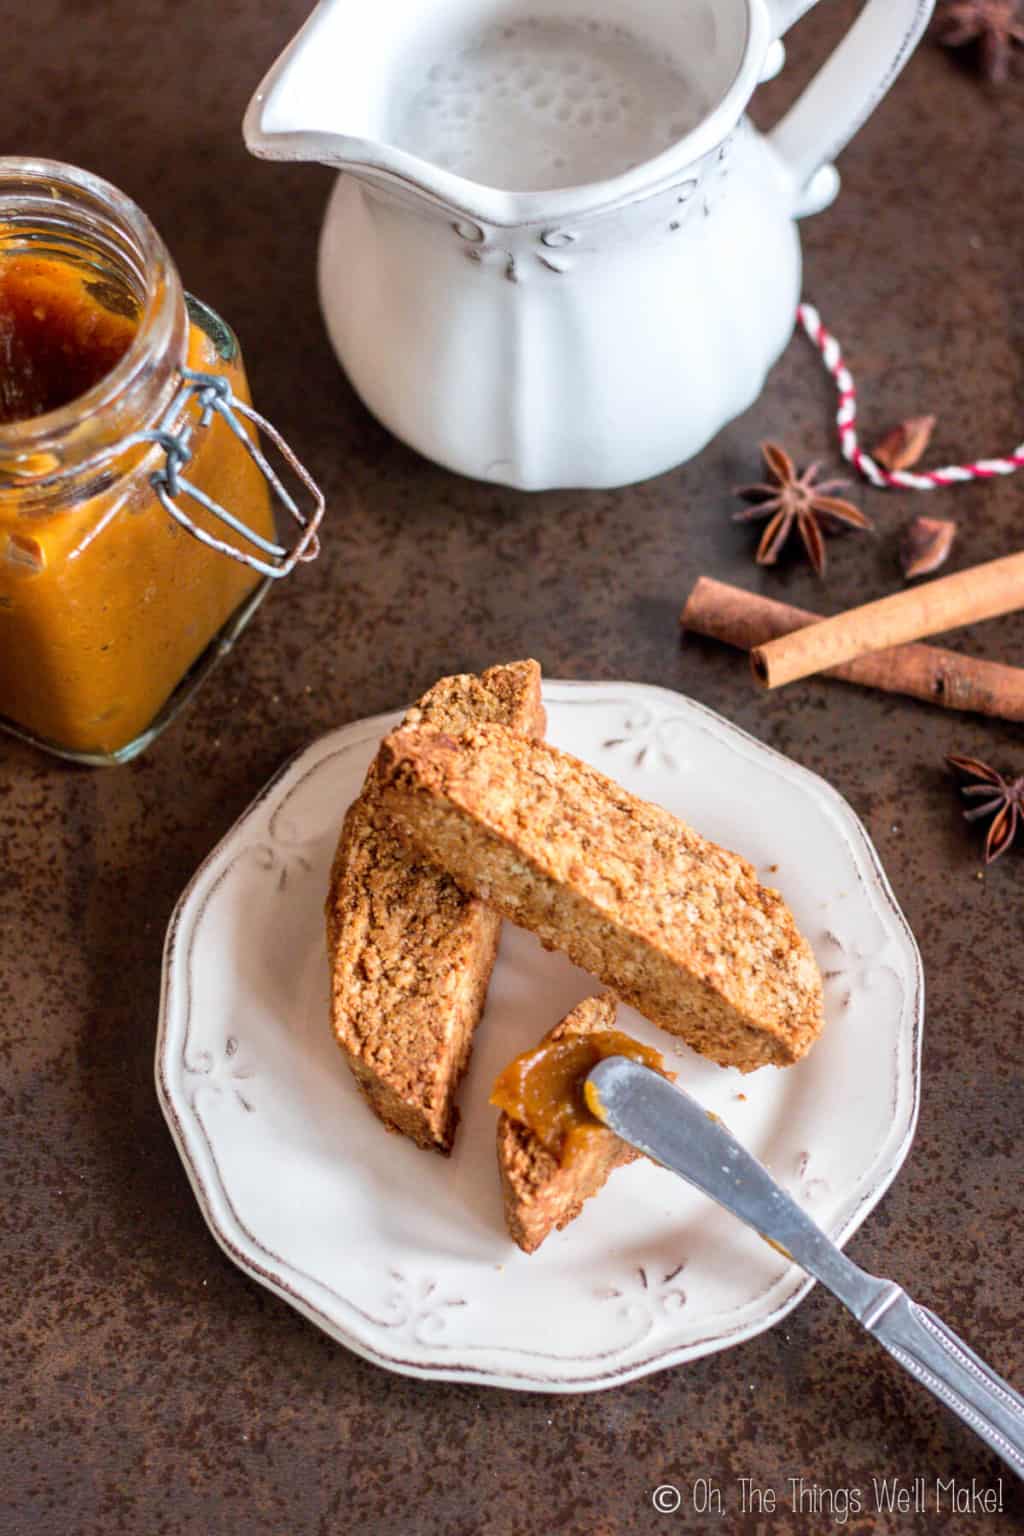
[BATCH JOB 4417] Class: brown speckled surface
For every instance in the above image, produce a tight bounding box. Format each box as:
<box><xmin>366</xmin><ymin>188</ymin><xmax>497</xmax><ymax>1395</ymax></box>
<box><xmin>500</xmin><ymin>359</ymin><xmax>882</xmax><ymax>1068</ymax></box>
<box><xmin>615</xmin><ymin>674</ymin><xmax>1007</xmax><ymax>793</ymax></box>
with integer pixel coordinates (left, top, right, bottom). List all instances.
<box><xmin>2</xmin><ymin>3</ymin><xmax>1024</xmax><ymax>1532</ymax></box>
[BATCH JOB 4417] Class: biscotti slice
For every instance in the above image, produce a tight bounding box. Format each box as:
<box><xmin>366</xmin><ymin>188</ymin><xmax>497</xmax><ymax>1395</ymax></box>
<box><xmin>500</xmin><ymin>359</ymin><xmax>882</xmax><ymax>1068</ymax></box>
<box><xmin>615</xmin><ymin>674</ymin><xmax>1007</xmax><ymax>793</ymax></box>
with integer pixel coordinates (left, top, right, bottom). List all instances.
<box><xmin>376</xmin><ymin>722</ymin><xmax>825</xmax><ymax>1072</ymax></box>
<box><xmin>325</xmin><ymin>662</ymin><xmax>545</xmax><ymax>1154</ymax></box>
<box><xmin>492</xmin><ymin>993</ymin><xmax>672</xmax><ymax>1254</ymax></box>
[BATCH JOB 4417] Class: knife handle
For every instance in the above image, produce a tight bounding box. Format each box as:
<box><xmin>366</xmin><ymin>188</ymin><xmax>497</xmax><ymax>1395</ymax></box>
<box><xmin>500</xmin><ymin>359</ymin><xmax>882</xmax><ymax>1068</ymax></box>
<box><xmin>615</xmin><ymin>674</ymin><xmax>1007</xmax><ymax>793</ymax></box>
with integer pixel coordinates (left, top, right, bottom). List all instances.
<box><xmin>586</xmin><ymin>1058</ymin><xmax>1024</xmax><ymax>1480</ymax></box>
<box><xmin>868</xmin><ymin>1288</ymin><xmax>1024</xmax><ymax>1479</ymax></box>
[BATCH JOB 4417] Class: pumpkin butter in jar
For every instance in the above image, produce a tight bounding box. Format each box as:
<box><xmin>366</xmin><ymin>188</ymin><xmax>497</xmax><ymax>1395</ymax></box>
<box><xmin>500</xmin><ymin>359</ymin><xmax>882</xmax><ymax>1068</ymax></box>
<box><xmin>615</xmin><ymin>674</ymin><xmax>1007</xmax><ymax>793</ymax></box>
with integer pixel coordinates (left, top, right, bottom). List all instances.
<box><xmin>0</xmin><ymin>159</ymin><xmax>320</xmax><ymax>765</ymax></box>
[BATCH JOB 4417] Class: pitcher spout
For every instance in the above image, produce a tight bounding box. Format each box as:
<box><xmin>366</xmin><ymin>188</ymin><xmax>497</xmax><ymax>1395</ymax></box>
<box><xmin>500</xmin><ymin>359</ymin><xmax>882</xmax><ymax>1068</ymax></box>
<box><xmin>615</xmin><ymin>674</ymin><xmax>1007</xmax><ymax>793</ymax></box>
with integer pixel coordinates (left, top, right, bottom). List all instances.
<box><xmin>244</xmin><ymin>0</ymin><xmax>512</xmax><ymax>224</ymax></box>
<box><xmin>244</xmin><ymin>0</ymin><xmax>392</xmax><ymax>171</ymax></box>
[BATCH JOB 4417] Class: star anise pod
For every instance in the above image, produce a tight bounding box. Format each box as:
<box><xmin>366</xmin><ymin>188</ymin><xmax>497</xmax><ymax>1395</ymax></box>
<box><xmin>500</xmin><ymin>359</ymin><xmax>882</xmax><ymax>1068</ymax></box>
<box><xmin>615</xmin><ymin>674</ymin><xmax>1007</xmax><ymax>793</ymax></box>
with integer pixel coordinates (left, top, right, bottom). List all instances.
<box><xmin>946</xmin><ymin>754</ymin><xmax>1024</xmax><ymax>863</ymax></box>
<box><xmin>733</xmin><ymin>442</ymin><xmax>871</xmax><ymax>577</ymax></box>
<box><xmin>936</xmin><ymin>0</ymin><xmax>1024</xmax><ymax>82</ymax></box>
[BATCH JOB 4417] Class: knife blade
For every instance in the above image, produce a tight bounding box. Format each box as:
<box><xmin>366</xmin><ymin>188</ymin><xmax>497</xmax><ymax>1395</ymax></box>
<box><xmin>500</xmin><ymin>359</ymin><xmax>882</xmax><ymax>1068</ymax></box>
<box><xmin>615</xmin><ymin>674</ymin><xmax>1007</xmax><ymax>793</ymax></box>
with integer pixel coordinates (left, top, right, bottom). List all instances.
<box><xmin>586</xmin><ymin>1056</ymin><xmax>1024</xmax><ymax>1479</ymax></box>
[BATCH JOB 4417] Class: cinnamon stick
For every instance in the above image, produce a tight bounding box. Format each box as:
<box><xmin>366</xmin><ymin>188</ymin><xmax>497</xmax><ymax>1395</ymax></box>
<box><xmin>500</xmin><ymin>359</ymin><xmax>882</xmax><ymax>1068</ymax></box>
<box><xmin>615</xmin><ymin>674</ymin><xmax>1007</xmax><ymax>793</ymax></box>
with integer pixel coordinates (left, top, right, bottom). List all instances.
<box><xmin>681</xmin><ymin>577</ymin><xmax>1024</xmax><ymax>723</ymax></box>
<box><xmin>748</xmin><ymin>551</ymin><xmax>1024</xmax><ymax>690</ymax></box>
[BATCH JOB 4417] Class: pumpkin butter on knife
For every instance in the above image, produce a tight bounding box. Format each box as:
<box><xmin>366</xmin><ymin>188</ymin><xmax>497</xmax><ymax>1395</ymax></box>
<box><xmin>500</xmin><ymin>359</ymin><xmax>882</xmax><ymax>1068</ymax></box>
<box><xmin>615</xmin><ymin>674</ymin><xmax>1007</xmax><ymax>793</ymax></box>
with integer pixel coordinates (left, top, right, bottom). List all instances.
<box><xmin>377</xmin><ymin>722</ymin><xmax>825</xmax><ymax>1071</ymax></box>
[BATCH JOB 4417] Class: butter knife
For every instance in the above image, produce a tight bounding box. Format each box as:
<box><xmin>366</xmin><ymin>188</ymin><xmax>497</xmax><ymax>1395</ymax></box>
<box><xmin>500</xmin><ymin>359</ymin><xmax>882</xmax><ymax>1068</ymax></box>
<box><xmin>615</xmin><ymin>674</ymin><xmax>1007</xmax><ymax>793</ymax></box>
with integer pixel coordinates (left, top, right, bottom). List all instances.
<box><xmin>586</xmin><ymin>1057</ymin><xmax>1024</xmax><ymax>1479</ymax></box>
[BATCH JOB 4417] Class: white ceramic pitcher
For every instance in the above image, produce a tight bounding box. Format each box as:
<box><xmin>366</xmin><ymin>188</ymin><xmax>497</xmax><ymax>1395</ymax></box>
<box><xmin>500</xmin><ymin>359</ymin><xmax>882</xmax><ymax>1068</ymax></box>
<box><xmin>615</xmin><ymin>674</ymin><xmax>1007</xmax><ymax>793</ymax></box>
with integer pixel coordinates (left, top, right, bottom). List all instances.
<box><xmin>245</xmin><ymin>0</ymin><xmax>934</xmax><ymax>490</ymax></box>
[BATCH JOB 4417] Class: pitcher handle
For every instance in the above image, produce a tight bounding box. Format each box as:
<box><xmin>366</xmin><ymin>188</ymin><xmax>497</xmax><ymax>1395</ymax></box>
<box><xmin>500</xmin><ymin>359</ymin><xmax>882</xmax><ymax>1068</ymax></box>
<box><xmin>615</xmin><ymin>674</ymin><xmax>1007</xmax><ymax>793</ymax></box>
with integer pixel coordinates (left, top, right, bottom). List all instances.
<box><xmin>764</xmin><ymin>0</ymin><xmax>935</xmax><ymax>217</ymax></box>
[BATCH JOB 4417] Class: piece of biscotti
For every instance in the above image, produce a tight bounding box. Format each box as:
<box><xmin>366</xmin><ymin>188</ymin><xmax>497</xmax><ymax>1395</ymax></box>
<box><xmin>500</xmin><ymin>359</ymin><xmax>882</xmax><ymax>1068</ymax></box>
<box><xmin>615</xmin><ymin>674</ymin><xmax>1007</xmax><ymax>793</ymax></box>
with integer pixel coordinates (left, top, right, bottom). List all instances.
<box><xmin>376</xmin><ymin>722</ymin><xmax>825</xmax><ymax>1072</ymax></box>
<box><xmin>325</xmin><ymin>662</ymin><xmax>545</xmax><ymax>1154</ymax></box>
<box><xmin>493</xmin><ymin>993</ymin><xmax>672</xmax><ymax>1254</ymax></box>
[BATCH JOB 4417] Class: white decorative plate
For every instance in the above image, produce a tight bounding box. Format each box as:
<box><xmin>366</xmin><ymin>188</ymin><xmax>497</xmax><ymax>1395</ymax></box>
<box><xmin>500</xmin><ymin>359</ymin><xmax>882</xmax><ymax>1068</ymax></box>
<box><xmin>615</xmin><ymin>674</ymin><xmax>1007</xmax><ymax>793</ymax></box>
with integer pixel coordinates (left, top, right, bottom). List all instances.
<box><xmin>156</xmin><ymin>681</ymin><xmax>923</xmax><ymax>1391</ymax></box>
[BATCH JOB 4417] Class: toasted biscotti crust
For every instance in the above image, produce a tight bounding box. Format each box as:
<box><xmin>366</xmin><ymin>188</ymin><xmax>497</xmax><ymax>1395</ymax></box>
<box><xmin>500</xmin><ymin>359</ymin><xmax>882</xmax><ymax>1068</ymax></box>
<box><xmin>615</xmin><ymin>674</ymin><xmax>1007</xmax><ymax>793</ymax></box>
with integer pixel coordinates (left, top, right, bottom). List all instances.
<box><xmin>376</xmin><ymin>722</ymin><xmax>825</xmax><ymax>1072</ymax></box>
<box><xmin>326</xmin><ymin>662</ymin><xmax>545</xmax><ymax>1153</ymax></box>
<box><xmin>496</xmin><ymin>993</ymin><xmax>642</xmax><ymax>1254</ymax></box>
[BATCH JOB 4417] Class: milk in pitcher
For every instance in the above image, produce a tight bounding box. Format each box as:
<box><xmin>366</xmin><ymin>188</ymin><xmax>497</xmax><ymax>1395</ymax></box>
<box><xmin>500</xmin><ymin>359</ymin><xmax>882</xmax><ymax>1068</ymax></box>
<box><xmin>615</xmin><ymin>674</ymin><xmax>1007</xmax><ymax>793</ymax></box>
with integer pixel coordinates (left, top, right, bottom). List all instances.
<box><xmin>390</xmin><ymin>17</ymin><xmax>709</xmax><ymax>192</ymax></box>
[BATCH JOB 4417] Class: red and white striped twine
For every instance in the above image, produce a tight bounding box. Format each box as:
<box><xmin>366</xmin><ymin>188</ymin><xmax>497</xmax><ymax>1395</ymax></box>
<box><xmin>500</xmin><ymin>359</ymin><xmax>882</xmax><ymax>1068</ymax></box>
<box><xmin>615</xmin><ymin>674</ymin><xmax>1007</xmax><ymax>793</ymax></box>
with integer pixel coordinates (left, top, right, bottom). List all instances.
<box><xmin>797</xmin><ymin>302</ymin><xmax>1024</xmax><ymax>491</ymax></box>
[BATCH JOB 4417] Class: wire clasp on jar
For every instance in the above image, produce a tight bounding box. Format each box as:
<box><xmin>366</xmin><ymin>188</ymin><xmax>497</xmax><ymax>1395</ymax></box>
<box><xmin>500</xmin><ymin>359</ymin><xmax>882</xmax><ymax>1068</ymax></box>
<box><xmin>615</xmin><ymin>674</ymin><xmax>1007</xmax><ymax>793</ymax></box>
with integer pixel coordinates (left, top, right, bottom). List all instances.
<box><xmin>127</xmin><ymin>368</ymin><xmax>324</xmax><ymax>579</ymax></box>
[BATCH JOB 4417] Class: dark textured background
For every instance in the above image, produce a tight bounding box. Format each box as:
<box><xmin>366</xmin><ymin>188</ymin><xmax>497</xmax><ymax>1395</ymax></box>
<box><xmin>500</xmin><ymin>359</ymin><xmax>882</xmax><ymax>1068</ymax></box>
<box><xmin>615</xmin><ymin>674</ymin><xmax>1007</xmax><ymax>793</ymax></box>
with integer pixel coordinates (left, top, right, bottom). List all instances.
<box><xmin>2</xmin><ymin>3</ymin><xmax>1023</xmax><ymax>1532</ymax></box>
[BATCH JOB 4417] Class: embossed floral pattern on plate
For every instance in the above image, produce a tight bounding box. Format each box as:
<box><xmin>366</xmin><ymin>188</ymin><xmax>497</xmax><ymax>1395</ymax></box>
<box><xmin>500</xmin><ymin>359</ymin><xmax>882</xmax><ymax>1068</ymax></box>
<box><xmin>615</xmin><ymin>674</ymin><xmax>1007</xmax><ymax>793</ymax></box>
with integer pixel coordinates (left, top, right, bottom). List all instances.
<box><xmin>156</xmin><ymin>682</ymin><xmax>922</xmax><ymax>1392</ymax></box>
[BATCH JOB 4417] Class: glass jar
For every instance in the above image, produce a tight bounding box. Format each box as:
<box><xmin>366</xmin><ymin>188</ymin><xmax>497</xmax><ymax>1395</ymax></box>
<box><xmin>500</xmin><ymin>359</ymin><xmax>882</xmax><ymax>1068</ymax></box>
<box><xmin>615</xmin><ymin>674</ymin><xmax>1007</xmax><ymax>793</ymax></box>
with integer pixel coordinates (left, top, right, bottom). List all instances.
<box><xmin>0</xmin><ymin>159</ymin><xmax>321</xmax><ymax>765</ymax></box>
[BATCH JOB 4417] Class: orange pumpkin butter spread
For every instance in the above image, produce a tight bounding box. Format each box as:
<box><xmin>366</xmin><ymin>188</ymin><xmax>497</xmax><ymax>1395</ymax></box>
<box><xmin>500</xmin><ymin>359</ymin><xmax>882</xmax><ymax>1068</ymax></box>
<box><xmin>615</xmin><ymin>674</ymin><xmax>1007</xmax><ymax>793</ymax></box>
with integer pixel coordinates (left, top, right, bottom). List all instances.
<box><xmin>491</xmin><ymin>1020</ymin><xmax>664</xmax><ymax>1164</ymax></box>
<box><xmin>493</xmin><ymin>992</ymin><xmax>675</xmax><ymax>1253</ymax></box>
<box><xmin>0</xmin><ymin>253</ymin><xmax>274</xmax><ymax>758</ymax></box>
<box><xmin>0</xmin><ymin>255</ymin><xmax>138</xmax><ymax>422</ymax></box>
